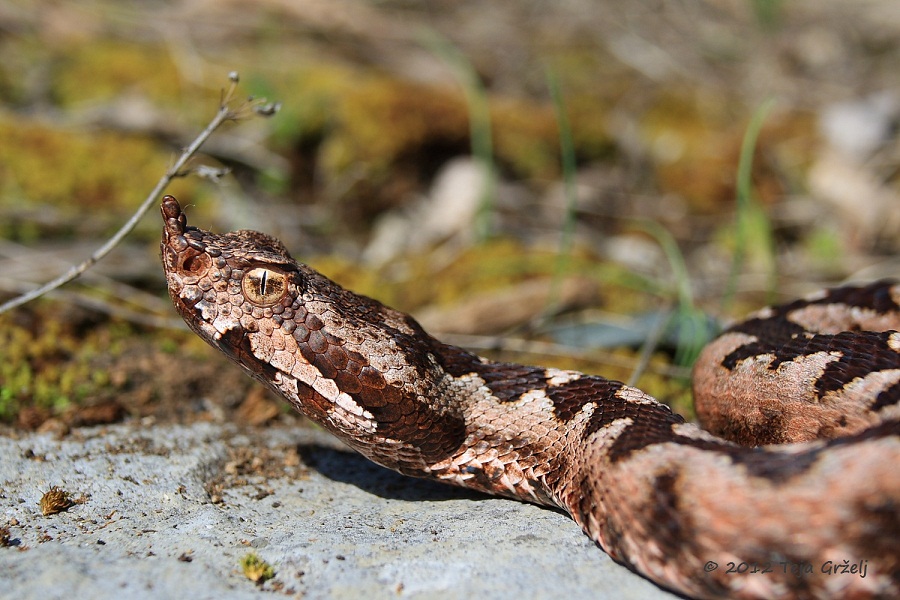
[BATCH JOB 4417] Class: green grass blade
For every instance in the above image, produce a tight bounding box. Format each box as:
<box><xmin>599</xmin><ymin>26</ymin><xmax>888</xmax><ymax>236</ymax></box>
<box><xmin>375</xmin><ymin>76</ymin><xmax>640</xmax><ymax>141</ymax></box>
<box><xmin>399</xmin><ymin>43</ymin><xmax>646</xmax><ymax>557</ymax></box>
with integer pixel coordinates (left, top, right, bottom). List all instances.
<box><xmin>723</xmin><ymin>98</ymin><xmax>777</xmax><ymax>310</ymax></box>
<box><xmin>419</xmin><ymin>30</ymin><xmax>496</xmax><ymax>241</ymax></box>
<box><xmin>541</xmin><ymin>67</ymin><xmax>579</xmax><ymax>319</ymax></box>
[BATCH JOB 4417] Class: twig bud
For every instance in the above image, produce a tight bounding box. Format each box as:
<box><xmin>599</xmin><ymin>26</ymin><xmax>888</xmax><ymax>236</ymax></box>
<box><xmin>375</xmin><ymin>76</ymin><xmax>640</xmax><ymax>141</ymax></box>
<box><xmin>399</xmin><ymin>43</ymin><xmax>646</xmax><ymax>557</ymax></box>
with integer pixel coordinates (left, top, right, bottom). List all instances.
<box><xmin>254</xmin><ymin>102</ymin><xmax>282</xmax><ymax>117</ymax></box>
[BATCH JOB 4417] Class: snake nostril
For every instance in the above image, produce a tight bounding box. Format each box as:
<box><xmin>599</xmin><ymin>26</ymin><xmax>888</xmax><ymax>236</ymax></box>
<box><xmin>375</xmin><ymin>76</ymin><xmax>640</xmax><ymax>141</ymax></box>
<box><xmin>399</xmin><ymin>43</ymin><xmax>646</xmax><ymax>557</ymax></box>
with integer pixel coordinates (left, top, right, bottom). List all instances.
<box><xmin>182</xmin><ymin>253</ymin><xmax>211</xmax><ymax>274</ymax></box>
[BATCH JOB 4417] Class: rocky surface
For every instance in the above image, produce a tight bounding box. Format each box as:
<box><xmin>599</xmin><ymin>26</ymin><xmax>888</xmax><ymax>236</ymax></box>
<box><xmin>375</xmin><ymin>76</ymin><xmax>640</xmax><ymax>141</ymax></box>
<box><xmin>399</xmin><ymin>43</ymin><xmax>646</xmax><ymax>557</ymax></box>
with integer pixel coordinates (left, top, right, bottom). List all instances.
<box><xmin>0</xmin><ymin>423</ymin><xmax>674</xmax><ymax>599</ymax></box>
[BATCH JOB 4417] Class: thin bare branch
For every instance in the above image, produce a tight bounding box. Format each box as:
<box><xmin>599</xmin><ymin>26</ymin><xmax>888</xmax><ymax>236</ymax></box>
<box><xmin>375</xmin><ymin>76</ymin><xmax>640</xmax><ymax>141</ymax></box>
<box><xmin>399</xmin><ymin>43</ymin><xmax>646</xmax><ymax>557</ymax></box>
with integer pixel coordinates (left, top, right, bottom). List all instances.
<box><xmin>0</xmin><ymin>237</ymin><xmax>178</xmax><ymax>325</ymax></box>
<box><xmin>0</xmin><ymin>73</ymin><xmax>276</xmax><ymax>316</ymax></box>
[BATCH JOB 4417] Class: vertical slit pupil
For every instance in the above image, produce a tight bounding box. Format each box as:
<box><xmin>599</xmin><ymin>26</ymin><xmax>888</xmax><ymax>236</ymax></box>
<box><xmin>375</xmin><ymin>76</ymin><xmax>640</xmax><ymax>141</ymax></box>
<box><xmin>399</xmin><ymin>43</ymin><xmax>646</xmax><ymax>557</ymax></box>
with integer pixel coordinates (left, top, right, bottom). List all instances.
<box><xmin>259</xmin><ymin>270</ymin><xmax>268</xmax><ymax>295</ymax></box>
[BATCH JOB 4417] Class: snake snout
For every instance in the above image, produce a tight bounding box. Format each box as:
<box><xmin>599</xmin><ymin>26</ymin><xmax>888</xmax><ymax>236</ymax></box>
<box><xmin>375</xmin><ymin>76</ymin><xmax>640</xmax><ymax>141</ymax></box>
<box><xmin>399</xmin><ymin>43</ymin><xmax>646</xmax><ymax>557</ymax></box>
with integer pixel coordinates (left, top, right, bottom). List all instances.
<box><xmin>160</xmin><ymin>195</ymin><xmax>194</xmax><ymax>273</ymax></box>
<box><xmin>161</xmin><ymin>195</ymin><xmax>188</xmax><ymax>238</ymax></box>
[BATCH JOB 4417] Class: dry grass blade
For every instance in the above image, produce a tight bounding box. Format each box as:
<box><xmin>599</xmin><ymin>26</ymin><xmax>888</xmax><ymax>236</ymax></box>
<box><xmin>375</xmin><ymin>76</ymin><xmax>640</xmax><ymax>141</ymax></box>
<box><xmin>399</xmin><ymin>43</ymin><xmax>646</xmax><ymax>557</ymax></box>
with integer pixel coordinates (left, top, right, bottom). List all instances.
<box><xmin>0</xmin><ymin>238</ymin><xmax>181</xmax><ymax>327</ymax></box>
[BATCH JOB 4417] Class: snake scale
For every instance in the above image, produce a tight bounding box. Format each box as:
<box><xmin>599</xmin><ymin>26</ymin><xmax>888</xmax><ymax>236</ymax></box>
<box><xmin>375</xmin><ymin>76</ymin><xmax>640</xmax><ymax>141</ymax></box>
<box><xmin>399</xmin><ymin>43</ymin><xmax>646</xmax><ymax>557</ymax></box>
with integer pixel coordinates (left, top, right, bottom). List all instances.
<box><xmin>160</xmin><ymin>195</ymin><xmax>900</xmax><ymax>599</ymax></box>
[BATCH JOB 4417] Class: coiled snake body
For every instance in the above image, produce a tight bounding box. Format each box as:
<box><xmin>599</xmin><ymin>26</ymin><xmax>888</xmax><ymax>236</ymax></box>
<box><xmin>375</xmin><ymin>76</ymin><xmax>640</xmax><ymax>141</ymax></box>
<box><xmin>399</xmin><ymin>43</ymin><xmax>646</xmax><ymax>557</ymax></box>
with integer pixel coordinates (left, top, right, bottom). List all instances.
<box><xmin>160</xmin><ymin>196</ymin><xmax>900</xmax><ymax>599</ymax></box>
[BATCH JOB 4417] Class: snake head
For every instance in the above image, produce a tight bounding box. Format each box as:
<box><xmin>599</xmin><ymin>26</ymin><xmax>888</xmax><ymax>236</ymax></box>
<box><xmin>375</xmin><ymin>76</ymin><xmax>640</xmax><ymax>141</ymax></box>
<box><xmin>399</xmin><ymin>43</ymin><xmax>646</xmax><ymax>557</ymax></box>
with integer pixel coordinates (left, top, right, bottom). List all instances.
<box><xmin>160</xmin><ymin>195</ymin><xmax>467</xmax><ymax>465</ymax></box>
<box><xmin>160</xmin><ymin>195</ymin><xmax>296</xmax><ymax>350</ymax></box>
<box><xmin>160</xmin><ymin>193</ymin><xmax>348</xmax><ymax>425</ymax></box>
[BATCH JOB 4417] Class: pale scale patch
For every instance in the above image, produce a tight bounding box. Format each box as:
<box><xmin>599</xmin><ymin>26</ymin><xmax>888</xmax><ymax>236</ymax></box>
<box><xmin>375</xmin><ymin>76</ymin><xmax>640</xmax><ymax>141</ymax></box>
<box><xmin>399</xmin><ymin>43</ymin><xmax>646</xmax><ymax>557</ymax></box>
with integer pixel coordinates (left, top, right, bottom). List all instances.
<box><xmin>551</xmin><ymin>399</ymin><xmax>599</xmax><ymax>433</ymax></box>
<box><xmin>775</xmin><ymin>349</ymin><xmax>842</xmax><ymax>376</ymax></box>
<box><xmin>453</xmin><ymin>372</ymin><xmax>483</xmax><ymax>388</ymax></box>
<box><xmin>307</xmin><ymin>369</ymin><xmax>378</xmax><ymax>431</ymax></box>
<box><xmin>451</xmin><ymin>372</ymin><xmax>506</xmax><ymax>408</ymax></box>
<box><xmin>180</xmin><ymin>285</ymin><xmax>203</xmax><ymax>303</ymax></box>
<box><xmin>291</xmin><ymin>361</ymin><xmax>322</xmax><ymax>387</ymax></box>
<box><xmin>751</xmin><ymin>305</ymin><xmax>775</xmax><ymax>320</ymax></box>
<box><xmin>274</xmin><ymin>371</ymin><xmax>298</xmax><ymax>396</ymax></box>
<box><xmin>335</xmin><ymin>392</ymin><xmax>375</xmax><ymax>421</ymax></box>
<box><xmin>490</xmin><ymin>461</ymin><xmax>521</xmax><ymax>496</ymax></box>
<box><xmin>704</xmin><ymin>331</ymin><xmax>762</xmax><ymax>363</ymax></box>
<box><xmin>510</xmin><ymin>388</ymin><xmax>554</xmax><ymax>412</ymax></box>
<box><xmin>850</xmin><ymin>304</ymin><xmax>877</xmax><ymax>324</ymax></box>
<box><xmin>579</xmin><ymin>400</ymin><xmax>596</xmax><ymax>419</ymax></box>
<box><xmin>831</xmin><ymin>368</ymin><xmax>900</xmax><ymax>410</ymax></box>
<box><xmin>248</xmin><ymin>332</ymin><xmax>275</xmax><ymax>363</ymax></box>
<box><xmin>545</xmin><ymin>369</ymin><xmax>581</xmax><ymax>386</ymax></box>
<box><xmin>787</xmin><ymin>304</ymin><xmax>882</xmax><ymax>334</ymax></box>
<box><xmin>270</xmin><ymin>349</ymin><xmax>297</xmax><ymax>374</ymax></box>
<box><xmin>472</xmin><ymin>446</ymin><xmax>500</xmax><ymax>463</ymax></box>
<box><xmin>304</xmin><ymin>300</ymin><xmax>333</xmax><ymax>321</ymax></box>
<box><xmin>518</xmin><ymin>388</ymin><xmax>547</xmax><ymax>402</ymax></box>
<box><xmin>672</xmin><ymin>422</ymin><xmax>724</xmax><ymax>443</ymax></box>
<box><xmin>449</xmin><ymin>447</ymin><xmax>478</xmax><ymax>468</ymax></box>
<box><xmin>193</xmin><ymin>299</ymin><xmax>216</xmax><ymax>322</ymax></box>
<box><xmin>279</xmin><ymin>332</ymin><xmax>299</xmax><ymax>355</ymax></box>
<box><xmin>313</xmin><ymin>376</ymin><xmax>341</xmax><ymax>402</ymax></box>
<box><xmin>266</xmin><ymin>335</ymin><xmax>379</xmax><ymax>432</ymax></box>
<box><xmin>802</xmin><ymin>287</ymin><xmax>829</xmax><ymax>302</ymax></box>
<box><xmin>586</xmin><ymin>416</ymin><xmax>633</xmax><ymax>445</ymax></box>
<box><xmin>547</xmin><ymin>398</ymin><xmax>598</xmax><ymax>432</ymax></box>
<box><xmin>327</xmin><ymin>403</ymin><xmax>378</xmax><ymax>434</ymax></box>
<box><xmin>889</xmin><ymin>332</ymin><xmax>900</xmax><ymax>352</ymax></box>
<box><xmin>613</xmin><ymin>385</ymin><xmax>661</xmax><ymax>406</ymax></box>
<box><xmin>193</xmin><ymin>319</ymin><xmax>221</xmax><ymax>342</ymax></box>
<box><xmin>212</xmin><ymin>312</ymin><xmax>240</xmax><ymax>336</ymax></box>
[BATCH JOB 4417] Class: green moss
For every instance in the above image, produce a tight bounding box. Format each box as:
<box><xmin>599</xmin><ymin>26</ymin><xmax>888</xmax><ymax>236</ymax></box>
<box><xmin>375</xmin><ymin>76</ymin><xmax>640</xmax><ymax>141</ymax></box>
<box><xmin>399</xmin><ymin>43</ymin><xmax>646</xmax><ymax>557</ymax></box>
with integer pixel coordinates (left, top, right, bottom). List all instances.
<box><xmin>245</xmin><ymin>63</ymin><xmax>596</xmax><ymax>186</ymax></box>
<box><xmin>0</xmin><ymin>36</ymin><xmax>55</xmax><ymax>107</ymax></box>
<box><xmin>310</xmin><ymin>238</ymin><xmax>650</xmax><ymax>322</ymax></box>
<box><xmin>240</xmin><ymin>552</ymin><xmax>275</xmax><ymax>584</ymax></box>
<box><xmin>640</xmin><ymin>90</ymin><xmax>740</xmax><ymax>211</ymax></box>
<box><xmin>0</xmin><ymin>116</ymin><xmax>160</xmax><ymax>208</ymax></box>
<box><xmin>0</xmin><ymin>305</ymin><xmax>129</xmax><ymax>421</ymax></box>
<box><xmin>0</xmin><ymin>37</ymin><xmax>224</xmax><ymax>240</ymax></box>
<box><xmin>49</xmin><ymin>40</ymin><xmax>185</xmax><ymax>108</ymax></box>
<box><xmin>320</xmin><ymin>76</ymin><xmax>469</xmax><ymax>177</ymax></box>
<box><xmin>245</xmin><ymin>68</ymin><xmax>349</xmax><ymax>150</ymax></box>
<box><xmin>802</xmin><ymin>226</ymin><xmax>845</xmax><ymax>274</ymax></box>
<box><xmin>360</xmin><ymin>239</ymin><xmax>558</xmax><ymax>311</ymax></box>
<box><xmin>491</xmin><ymin>96</ymin><xmax>560</xmax><ymax>178</ymax></box>
<box><xmin>0</xmin><ymin>115</ymin><xmax>199</xmax><ymax>239</ymax></box>
<box><xmin>160</xmin><ymin>338</ymin><xmax>180</xmax><ymax>355</ymax></box>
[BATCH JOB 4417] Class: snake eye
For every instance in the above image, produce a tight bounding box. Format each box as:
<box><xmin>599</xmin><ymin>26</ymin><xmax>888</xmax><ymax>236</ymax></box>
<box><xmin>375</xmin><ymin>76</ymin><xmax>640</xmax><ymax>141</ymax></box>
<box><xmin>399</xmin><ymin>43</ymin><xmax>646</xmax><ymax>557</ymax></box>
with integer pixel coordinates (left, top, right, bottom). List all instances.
<box><xmin>242</xmin><ymin>267</ymin><xmax>288</xmax><ymax>306</ymax></box>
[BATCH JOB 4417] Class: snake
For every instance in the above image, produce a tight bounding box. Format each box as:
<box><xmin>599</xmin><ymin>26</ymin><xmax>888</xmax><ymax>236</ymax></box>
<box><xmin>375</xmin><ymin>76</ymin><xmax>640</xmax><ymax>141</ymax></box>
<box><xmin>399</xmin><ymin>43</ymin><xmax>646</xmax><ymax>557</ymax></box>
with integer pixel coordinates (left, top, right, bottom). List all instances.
<box><xmin>159</xmin><ymin>195</ymin><xmax>900</xmax><ymax>599</ymax></box>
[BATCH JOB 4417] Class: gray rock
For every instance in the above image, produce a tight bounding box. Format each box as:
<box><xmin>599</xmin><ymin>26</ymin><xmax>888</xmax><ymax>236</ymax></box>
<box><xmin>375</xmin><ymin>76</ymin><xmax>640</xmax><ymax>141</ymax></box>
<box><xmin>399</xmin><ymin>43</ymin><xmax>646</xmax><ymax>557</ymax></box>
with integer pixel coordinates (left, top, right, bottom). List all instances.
<box><xmin>0</xmin><ymin>423</ymin><xmax>676</xmax><ymax>600</ymax></box>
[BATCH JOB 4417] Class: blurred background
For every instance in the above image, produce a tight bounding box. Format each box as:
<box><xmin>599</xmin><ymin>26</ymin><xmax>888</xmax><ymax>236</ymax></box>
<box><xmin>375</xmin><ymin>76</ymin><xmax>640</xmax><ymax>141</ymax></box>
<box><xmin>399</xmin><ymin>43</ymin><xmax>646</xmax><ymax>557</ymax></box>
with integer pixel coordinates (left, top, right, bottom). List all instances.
<box><xmin>0</xmin><ymin>0</ymin><xmax>898</xmax><ymax>432</ymax></box>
